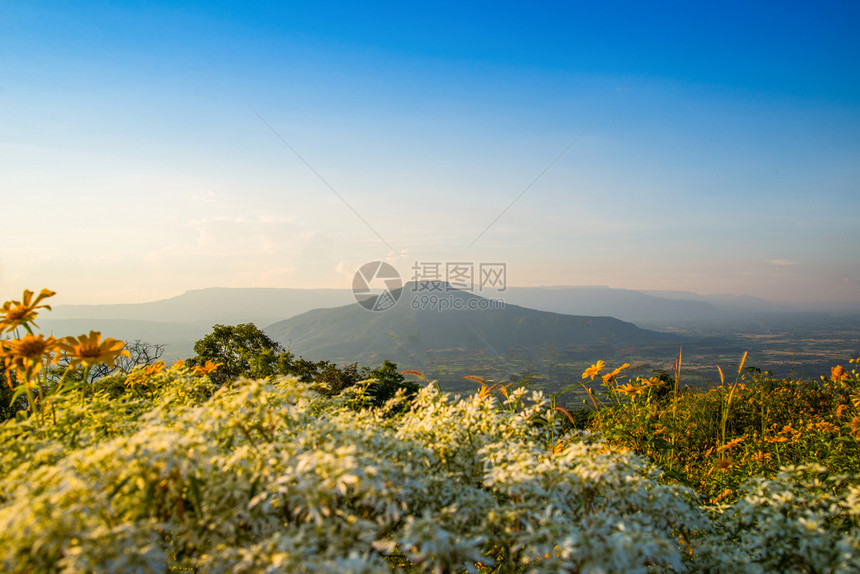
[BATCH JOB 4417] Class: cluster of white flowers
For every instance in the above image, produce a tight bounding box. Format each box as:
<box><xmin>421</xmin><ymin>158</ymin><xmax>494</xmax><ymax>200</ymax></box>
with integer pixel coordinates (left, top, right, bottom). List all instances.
<box><xmin>0</xmin><ymin>374</ymin><xmax>858</xmax><ymax>572</ymax></box>
<box><xmin>698</xmin><ymin>465</ymin><xmax>860</xmax><ymax>573</ymax></box>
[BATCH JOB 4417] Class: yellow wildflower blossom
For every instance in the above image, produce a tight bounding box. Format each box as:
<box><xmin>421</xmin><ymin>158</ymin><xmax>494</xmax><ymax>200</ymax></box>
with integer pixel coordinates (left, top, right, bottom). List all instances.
<box><xmin>713</xmin><ymin>488</ymin><xmax>734</xmax><ymax>503</ymax></box>
<box><xmin>582</xmin><ymin>360</ymin><xmax>605</xmax><ymax>380</ymax></box>
<box><xmin>602</xmin><ymin>363</ymin><xmax>630</xmax><ymax>385</ymax></box>
<box><xmin>717</xmin><ymin>437</ymin><xmax>744</xmax><ymax>453</ymax></box>
<box><xmin>60</xmin><ymin>331</ymin><xmax>130</xmax><ymax>369</ymax></box>
<box><xmin>814</xmin><ymin>421</ymin><xmax>839</xmax><ymax>434</ymax></box>
<box><xmin>144</xmin><ymin>361</ymin><xmax>166</xmax><ymax>376</ymax></box>
<box><xmin>617</xmin><ymin>383</ymin><xmax>645</xmax><ymax>397</ymax></box>
<box><xmin>832</xmin><ymin>365</ymin><xmax>847</xmax><ymax>382</ymax></box>
<box><xmin>1</xmin><ymin>333</ymin><xmax>61</xmax><ymax>382</ymax></box>
<box><xmin>124</xmin><ymin>371</ymin><xmax>148</xmax><ymax>389</ymax></box>
<box><xmin>191</xmin><ymin>360</ymin><xmax>223</xmax><ymax>376</ymax></box>
<box><xmin>0</xmin><ymin>288</ymin><xmax>56</xmax><ymax>334</ymax></box>
<box><xmin>751</xmin><ymin>450</ymin><xmax>772</xmax><ymax>463</ymax></box>
<box><xmin>642</xmin><ymin>376</ymin><xmax>665</xmax><ymax>388</ymax></box>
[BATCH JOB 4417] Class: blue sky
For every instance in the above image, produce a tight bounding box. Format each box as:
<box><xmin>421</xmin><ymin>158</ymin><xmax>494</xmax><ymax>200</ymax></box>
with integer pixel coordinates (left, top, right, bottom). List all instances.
<box><xmin>2</xmin><ymin>1</ymin><xmax>859</xmax><ymax>304</ymax></box>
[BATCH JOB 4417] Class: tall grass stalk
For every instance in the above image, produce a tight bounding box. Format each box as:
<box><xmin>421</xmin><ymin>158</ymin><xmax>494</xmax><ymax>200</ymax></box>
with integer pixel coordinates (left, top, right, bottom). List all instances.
<box><xmin>719</xmin><ymin>351</ymin><xmax>748</xmax><ymax>447</ymax></box>
<box><xmin>671</xmin><ymin>347</ymin><xmax>682</xmax><ymax>449</ymax></box>
<box><xmin>673</xmin><ymin>347</ymin><xmax>682</xmax><ymax>420</ymax></box>
<box><xmin>760</xmin><ymin>365</ymin><xmax>766</xmax><ymax>442</ymax></box>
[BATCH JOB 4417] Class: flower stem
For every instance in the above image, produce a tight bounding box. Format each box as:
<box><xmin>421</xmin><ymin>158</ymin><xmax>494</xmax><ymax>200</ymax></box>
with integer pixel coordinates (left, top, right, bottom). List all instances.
<box><xmin>81</xmin><ymin>365</ymin><xmax>91</xmax><ymax>405</ymax></box>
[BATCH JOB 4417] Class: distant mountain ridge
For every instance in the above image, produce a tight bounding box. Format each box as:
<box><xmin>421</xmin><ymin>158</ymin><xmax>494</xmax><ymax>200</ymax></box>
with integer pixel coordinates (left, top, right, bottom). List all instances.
<box><xmin>40</xmin><ymin>284</ymin><xmax>854</xmax><ymax>387</ymax></box>
<box><xmin>51</xmin><ymin>287</ymin><xmax>354</xmax><ymax>326</ymax></box>
<box><xmin>264</xmin><ymin>282</ymin><xmax>684</xmax><ymax>371</ymax></box>
<box><xmin>52</xmin><ymin>285</ymin><xmax>824</xmax><ymax>328</ymax></box>
<box><xmin>45</xmin><ymin>285</ymin><xmax>855</xmax><ymax>369</ymax></box>
<box><xmin>500</xmin><ymin>286</ymin><xmax>725</xmax><ymax>325</ymax></box>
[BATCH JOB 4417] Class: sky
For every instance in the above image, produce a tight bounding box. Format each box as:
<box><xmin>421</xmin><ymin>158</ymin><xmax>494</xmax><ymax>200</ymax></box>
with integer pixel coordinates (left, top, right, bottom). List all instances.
<box><xmin>2</xmin><ymin>1</ymin><xmax>859</xmax><ymax>305</ymax></box>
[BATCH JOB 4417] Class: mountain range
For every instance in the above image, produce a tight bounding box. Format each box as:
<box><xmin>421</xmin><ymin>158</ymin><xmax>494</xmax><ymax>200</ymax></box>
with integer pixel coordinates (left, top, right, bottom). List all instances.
<box><xmin>50</xmin><ymin>284</ymin><xmax>847</xmax><ymax>329</ymax></box>
<box><xmin>42</xmin><ymin>284</ymin><xmax>857</xmax><ymax>389</ymax></box>
<box><xmin>48</xmin><ymin>287</ymin><xmax>353</xmax><ymax>326</ymax></box>
<box><xmin>265</xmin><ymin>283</ymin><xmax>683</xmax><ymax>366</ymax></box>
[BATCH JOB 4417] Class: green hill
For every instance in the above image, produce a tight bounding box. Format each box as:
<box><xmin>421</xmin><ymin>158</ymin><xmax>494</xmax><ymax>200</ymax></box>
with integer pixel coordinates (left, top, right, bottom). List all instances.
<box><xmin>264</xmin><ymin>282</ymin><xmax>688</xmax><ymax>391</ymax></box>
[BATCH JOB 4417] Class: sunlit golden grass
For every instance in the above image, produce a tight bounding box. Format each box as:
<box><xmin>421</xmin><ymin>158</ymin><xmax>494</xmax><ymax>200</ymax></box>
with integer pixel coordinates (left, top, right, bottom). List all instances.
<box><xmin>584</xmin><ymin>353</ymin><xmax>860</xmax><ymax>502</ymax></box>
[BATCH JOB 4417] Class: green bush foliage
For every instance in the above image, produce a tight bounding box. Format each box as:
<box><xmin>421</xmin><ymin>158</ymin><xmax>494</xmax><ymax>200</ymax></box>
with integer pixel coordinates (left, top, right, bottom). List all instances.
<box><xmin>186</xmin><ymin>325</ymin><xmax>419</xmax><ymax>408</ymax></box>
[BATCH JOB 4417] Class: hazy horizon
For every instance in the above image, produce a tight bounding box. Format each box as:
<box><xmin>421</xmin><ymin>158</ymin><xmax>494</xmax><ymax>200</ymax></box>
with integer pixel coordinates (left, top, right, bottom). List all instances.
<box><xmin>3</xmin><ymin>2</ymin><xmax>859</xmax><ymax>305</ymax></box>
<box><xmin>48</xmin><ymin>283</ymin><xmax>860</xmax><ymax>310</ymax></box>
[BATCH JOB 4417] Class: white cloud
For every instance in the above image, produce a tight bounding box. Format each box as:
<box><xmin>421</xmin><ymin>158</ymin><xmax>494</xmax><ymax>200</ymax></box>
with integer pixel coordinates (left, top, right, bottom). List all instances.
<box><xmin>335</xmin><ymin>260</ymin><xmax>358</xmax><ymax>284</ymax></box>
<box><xmin>765</xmin><ymin>259</ymin><xmax>797</xmax><ymax>266</ymax></box>
<box><xmin>385</xmin><ymin>249</ymin><xmax>409</xmax><ymax>265</ymax></box>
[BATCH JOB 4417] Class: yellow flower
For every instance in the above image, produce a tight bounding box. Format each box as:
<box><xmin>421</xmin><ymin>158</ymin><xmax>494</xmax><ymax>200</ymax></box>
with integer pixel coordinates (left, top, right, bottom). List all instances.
<box><xmin>836</xmin><ymin>404</ymin><xmax>848</xmax><ymax>418</ymax></box>
<box><xmin>0</xmin><ymin>288</ymin><xmax>56</xmax><ymax>334</ymax></box>
<box><xmin>751</xmin><ymin>450</ymin><xmax>771</xmax><ymax>463</ymax></box>
<box><xmin>191</xmin><ymin>360</ymin><xmax>223</xmax><ymax>376</ymax></box>
<box><xmin>1</xmin><ymin>333</ymin><xmax>61</xmax><ymax>382</ymax></box>
<box><xmin>832</xmin><ymin>365</ymin><xmax>847</xmax><ymax>382</ymax></box>
<box><xmin>713</xmin><ymin>488</ymin><xmax>734</xmax><ymax>503</ymax></box>
<box><xmin>617</xmin><ymin>383</ymin><xmax>645</xmax><ymax>397</ymax></box>
<box><xmin>717</xmin><ymin>437</ymin><xmax>744</xmax><ymax>453</ymax></box>
<box><xmin>60</xmin><ymin>331</ymin><xmax>130</xmax><ymax>369</ymax></box>
<box><xmin>811</xmin><ymin>421</ymin><xmax>838</xmax><ymax>433</ymax></box>
<box><xmin>601</xmin><ymin>363</ymin><xmax>630</xmax><ymax>385</ymax></box>
<box><xmin>172</xmin><ymin>359</ymin><xmax>185</xmax><ymax>369</ymax></box>
<box><xmin>124</xmin><ymin>371</ymin><xmax>148</xmax><ymax>389</ymax></box>
<box><xmin>582</xmin><ymin>360</ymin><xmax>605</xmax><ymax>380</ymax></box>
<box><xmin>642</xmin><ymin>376</ymin><xmax>665</xmax><ymax>388</ymax></box>
<box><xmin>144</xmin><ymin>360</ymin><xmax>166</xmax><ymax>376</ymax></box>
<box><xmin>851</xmin><ymin>417</ymin><xmax>860</xmax><ymax>440</ymax></box>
